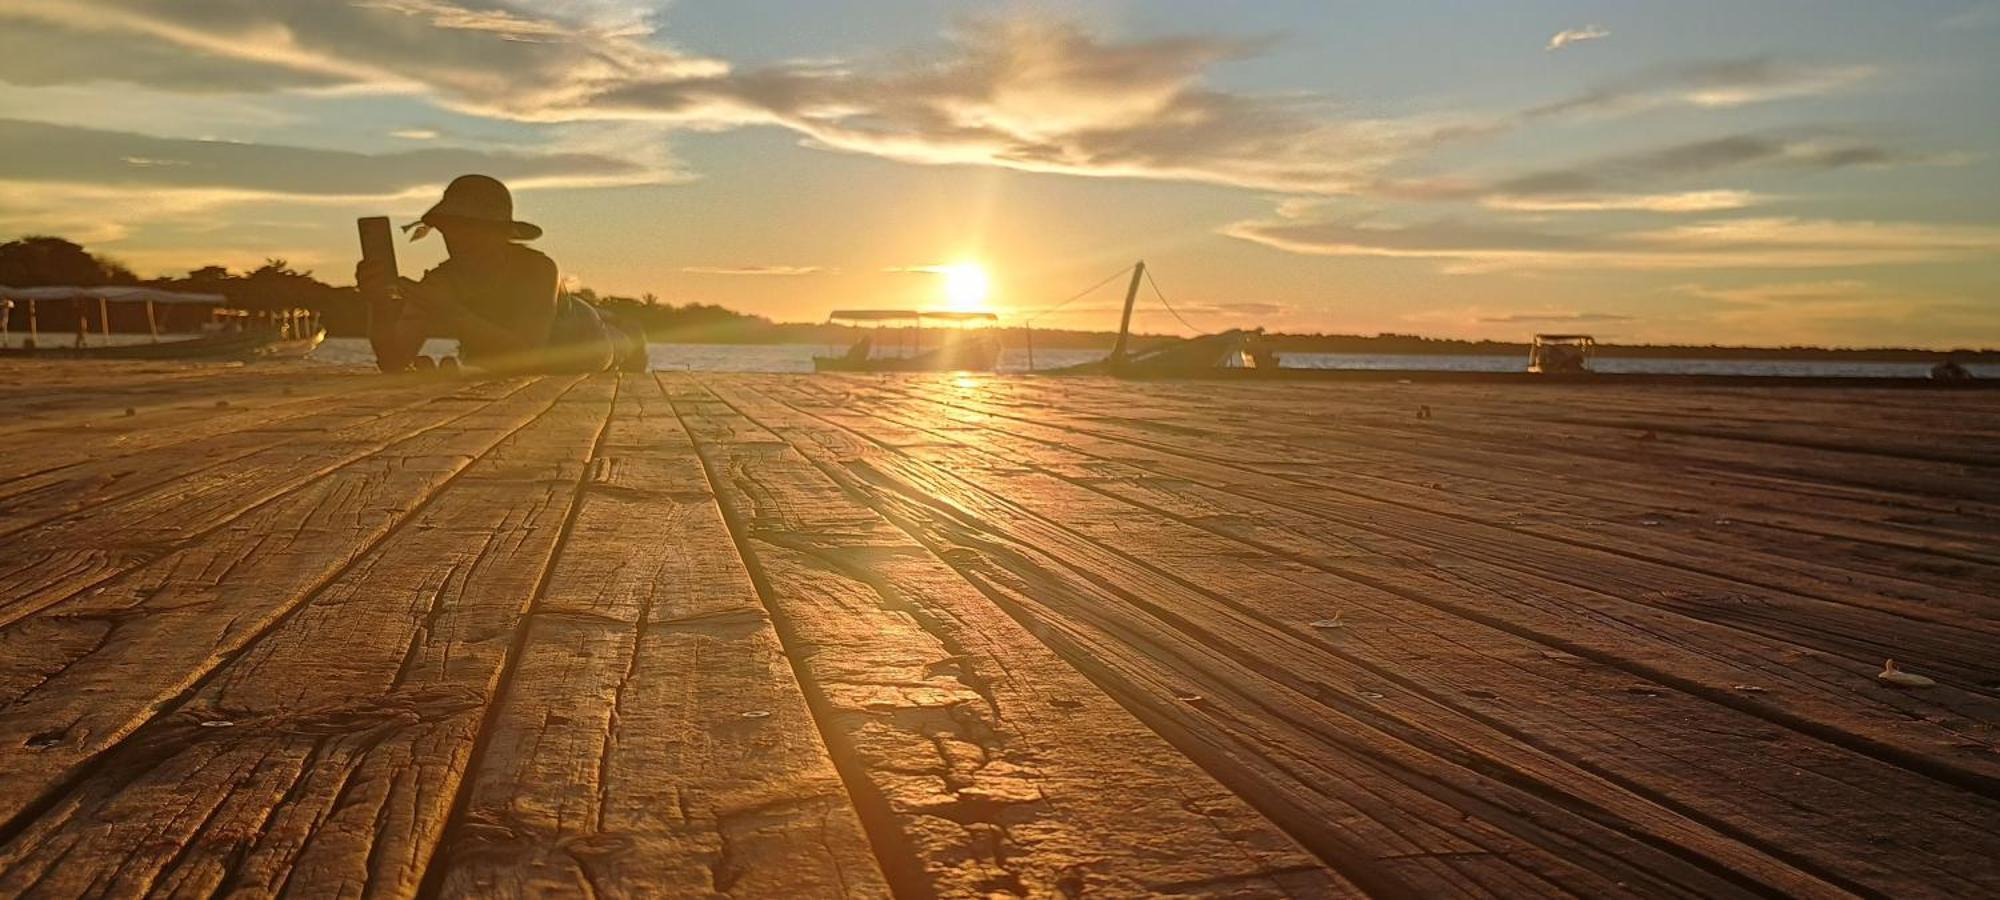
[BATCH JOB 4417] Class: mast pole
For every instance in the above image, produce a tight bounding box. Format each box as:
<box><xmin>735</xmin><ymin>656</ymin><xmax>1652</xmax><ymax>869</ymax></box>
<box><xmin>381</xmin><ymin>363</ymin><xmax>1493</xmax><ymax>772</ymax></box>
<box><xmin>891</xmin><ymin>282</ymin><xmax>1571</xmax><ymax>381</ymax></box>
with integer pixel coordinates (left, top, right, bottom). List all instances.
<box><xmin>1109</xmin><ymin>260</ymin><xmax>1145</xmax><ymax>367</ymax></box>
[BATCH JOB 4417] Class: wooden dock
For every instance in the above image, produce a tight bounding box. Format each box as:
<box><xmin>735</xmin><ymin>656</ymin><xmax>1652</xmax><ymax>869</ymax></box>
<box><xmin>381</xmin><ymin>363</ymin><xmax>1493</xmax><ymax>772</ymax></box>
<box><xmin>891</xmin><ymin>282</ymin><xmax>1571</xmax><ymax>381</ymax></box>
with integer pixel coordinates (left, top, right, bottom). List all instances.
<box><xmin>1</xmin><ymin>362</ymin><xmax>1995</xmax><ymax>898</ymax></box>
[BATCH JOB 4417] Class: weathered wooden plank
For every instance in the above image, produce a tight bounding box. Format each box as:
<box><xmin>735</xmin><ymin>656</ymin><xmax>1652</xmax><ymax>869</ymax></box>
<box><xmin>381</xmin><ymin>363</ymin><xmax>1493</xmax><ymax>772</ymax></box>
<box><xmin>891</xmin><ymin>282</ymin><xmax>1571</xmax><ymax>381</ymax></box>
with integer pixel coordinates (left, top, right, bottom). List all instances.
<box><xmin>0</xmin><ymin>365</ymin><xmax>356</xmax><ymax>473</ymax></box>
<box><xmin>857</xmin><ymin>379</ymin><xmax>2000</xmax><ymax>781</ymax></box>
<box><xmin>749</xmin><ymin>380</ymin><xmax>2000</xmax><ymax>897</ymax></box>
<box><xmin>667</xmin><ymin>375</ymin><xmax>1353</xmax><ymax>899</ymax></box>
<box><xmin>1010</xmin><ymin>378</ymin><xmax>2000</xmax><ymax>606</ymax></box>
<box><xmin>0</xmin><ymin>376</ymin><xmax>580</xmax><ymax>839</ymax></box>
<box><xmin>880</xmin><ymin>375</ymin><xmax>2000</xmax><ymax>623</ymax></box>
<box><xmin>0</xmin><ymin>375</ymin><xmax>611</xmax><ymax>898</ymax></box>
<box><xmin>0</xmin><ymin>379</ymin><xmax>526</xmax><ymax>630</ymax></box>
<box><xmin>725</xmin><ymin>378</ymin><xmax>1872</xmax><ymax>898</ymax></box>
<box><xmin>0</xmin><ymin>378</ymin><xmax>457</xmax><ymax>540</ymax></box>
<box><xmin>434</xmin><ymin>374</ymin><xmax>885</xmax><ymax>898</ymax></box>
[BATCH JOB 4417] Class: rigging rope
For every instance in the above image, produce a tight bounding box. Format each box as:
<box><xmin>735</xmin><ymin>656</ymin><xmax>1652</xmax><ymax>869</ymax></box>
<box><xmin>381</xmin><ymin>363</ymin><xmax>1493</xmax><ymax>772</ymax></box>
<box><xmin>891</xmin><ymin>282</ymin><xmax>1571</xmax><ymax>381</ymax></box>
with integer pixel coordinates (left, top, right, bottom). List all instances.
<box><xmin>1021</xmin><ymin>264</ymin><xmax>1137</xmax><ymax>326</ymax></box>
<box><xmin>1142</xmin><ymin>265</ymin><xmax>1203</xmax><ymax>334</ymax></box>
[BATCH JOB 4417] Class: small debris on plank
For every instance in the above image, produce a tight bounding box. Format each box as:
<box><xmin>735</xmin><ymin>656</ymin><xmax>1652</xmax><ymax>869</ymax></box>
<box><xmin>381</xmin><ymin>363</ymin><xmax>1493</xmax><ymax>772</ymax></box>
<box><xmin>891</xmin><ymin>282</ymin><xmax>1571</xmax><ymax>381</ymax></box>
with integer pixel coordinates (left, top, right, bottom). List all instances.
<box><xmin>740</xmin><ymin>710</ymin><xmax>772</xmax><ymax>719</ymax></box>
<box><xmin>199</xmin><ymin>720</ymin><xmax>236</xmax><ymax>728</ymax></box>
<box><xmin>1310</xmin><ymin>614</ymin><xmax>1346</xmax><ymax>630</ymax></box>
<box><xmin>1731</xmin><ymin>684</ymin><xmax>1769</xmax><ymax>693</ymax></box>
<box><xmin>1877</xmin><ymin>659</ymin><xmax>1936</xmax><ymax>688</ymax></box>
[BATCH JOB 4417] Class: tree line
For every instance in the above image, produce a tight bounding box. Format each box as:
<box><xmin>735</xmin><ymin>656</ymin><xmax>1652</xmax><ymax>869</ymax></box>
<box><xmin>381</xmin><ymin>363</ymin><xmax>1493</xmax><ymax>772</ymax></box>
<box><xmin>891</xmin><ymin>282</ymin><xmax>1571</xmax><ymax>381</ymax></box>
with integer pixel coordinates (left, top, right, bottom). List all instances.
<box><xmin>0</xmin><ymin>235</ymin><xmax>784</xmax><ymax>341</ymax></box>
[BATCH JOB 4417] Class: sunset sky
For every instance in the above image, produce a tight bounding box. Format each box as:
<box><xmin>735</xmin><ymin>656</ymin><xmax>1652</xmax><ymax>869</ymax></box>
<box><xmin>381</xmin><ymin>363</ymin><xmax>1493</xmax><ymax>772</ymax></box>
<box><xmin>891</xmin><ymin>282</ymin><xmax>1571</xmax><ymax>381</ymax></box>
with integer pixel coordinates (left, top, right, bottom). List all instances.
<box><xmin>2</xmin><ymin>1</ymin><xmax>1997</xmax><ymax>346</ymax></box>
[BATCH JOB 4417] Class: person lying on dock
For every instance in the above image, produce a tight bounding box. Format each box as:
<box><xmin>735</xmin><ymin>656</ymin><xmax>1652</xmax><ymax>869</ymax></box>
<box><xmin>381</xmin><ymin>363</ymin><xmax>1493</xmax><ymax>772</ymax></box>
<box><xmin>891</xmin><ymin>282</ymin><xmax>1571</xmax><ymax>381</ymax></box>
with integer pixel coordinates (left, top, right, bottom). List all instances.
<box><xmin>356</xmin><ymin>174</ymin><xmax>630</xmax><ymax>374</ymax></box>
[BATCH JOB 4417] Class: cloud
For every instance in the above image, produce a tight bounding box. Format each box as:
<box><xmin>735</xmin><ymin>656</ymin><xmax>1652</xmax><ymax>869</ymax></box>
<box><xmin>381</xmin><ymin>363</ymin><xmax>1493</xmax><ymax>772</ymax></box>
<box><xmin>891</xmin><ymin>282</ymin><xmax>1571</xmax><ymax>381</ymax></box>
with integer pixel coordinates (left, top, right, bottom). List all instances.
<box><xmin>1479</xmin><ymin>311</ymin><xmax>1633</xmax><ymax>324</ymax></box>
<box><xmin>0</xmin><ymin>4</ymin><xmax>1468</xmax><ymax>195</ymax></box>
<box><xmin>390</xmin><ymin>128</ymin><xmax>440</xmax><ymax>140</ymax></box>
<box><xmin>0</xmin><ymin>3</ymin><xmax>1941</xmax><ymax>232</ymax></box>
<box><xmin>0</xmin><ymin>15</ymin><xmax>343</xmax><ymax>93</ymax></box>
<box><xmin>0</xmin><ymin>0</ymin><xmax>727</xmax><ymax>123</ymax></box>
<box><xmin>1481</xmin><ymin>189</ymin><xmax>1764</xmax><ymax>213</ymax></box>
<box><xmin>681</xmin><ymin>265</ymin><xmax>831</xmax><ymax>276</ymax></box>
<box><xmin>1222</xmin><ymin>213</ymin><xmax>2000</xmax><ymax>273</ymax></box>
<box><xmin>622</xmin><ymin>18</ymin><xmax>1454</xmax><ymax>194</ymax></box>
<box><xmin>1678</xmin><ymin>279</ymin><xmax>1876</xmax><ymax>307</ymax></box>
<box><xmin>1547</xmin><ymin>25</ymin><xmax>1610</xmax><ymax>52</ymax></box>
<box><xmin>1401</xmin><ymin>132</ymin><xmax>1925</xmax><ymax>213</ymax></box>
<box><xmin>0</xmin><ymin>118</ymin><xmax>660</xmax><ymax>196</ymax></box>
<box><xmin>1525</xmin><ymin>58</ymin><xmax>1876</xmax><ymax>119</ymax></box>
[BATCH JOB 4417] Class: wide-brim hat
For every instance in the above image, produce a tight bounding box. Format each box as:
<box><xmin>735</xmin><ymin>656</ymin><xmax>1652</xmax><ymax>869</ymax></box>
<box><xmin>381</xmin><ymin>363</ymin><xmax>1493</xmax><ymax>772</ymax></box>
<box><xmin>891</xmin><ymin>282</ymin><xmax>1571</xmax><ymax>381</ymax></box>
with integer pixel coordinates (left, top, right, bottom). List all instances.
<box><xmin>420</xmin><ymin>174</ymin><xmax>541</xmax><ymax>241</ymax></box>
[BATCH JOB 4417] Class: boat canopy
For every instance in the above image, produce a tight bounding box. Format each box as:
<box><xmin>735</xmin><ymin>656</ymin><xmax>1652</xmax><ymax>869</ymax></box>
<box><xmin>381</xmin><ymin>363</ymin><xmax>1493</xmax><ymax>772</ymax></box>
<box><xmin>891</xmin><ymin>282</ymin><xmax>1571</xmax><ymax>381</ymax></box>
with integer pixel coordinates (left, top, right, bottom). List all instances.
<box><xmin>0</xmin><ymin>286</ymin><xmax>228</xmax><ymax>305</ymax></box>
<box><xmin>828</xmin><ymin>309</ymin><xmax>998</xmax><ymax>323</ymax></box>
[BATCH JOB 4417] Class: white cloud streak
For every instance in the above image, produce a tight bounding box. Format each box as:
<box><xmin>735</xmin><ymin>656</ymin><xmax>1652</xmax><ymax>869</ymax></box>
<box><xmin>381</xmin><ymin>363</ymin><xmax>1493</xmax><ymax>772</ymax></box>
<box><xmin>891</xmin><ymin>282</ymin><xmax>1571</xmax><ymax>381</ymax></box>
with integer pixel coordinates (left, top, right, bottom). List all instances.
<box><xmin>1222</xmin><ymin>214</ymin><xmax>2000</xmax><ymax>273</ymax></box>
<box><xmin>1547</xmin><ymin>25</ymin><xmax>1610</xmax><ymax>52</ymax></box>
<box><xmin>1480</xmin><ymin>190</ymin><xmax>1765</xmax><ymax>213</ymax></box>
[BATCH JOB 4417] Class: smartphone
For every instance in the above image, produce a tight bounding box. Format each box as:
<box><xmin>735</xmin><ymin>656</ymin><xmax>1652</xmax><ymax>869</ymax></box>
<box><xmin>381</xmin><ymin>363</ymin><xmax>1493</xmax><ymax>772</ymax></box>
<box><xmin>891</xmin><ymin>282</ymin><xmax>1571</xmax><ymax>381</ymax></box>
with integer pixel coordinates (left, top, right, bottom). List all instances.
<box><xmin>356</xmin><ymin>216</ymin><xmax>398</xmax><ymax>301</ymax></box>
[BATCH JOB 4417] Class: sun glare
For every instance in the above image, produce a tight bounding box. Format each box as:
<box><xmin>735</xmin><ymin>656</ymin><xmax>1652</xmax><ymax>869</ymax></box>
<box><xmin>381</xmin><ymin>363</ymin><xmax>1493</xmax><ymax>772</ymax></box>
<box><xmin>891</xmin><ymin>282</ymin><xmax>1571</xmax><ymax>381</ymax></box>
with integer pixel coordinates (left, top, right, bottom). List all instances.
<box><xmin>940</xmin><ymin>262</ymin><xmax>991</xmax><ymax>312</ymax></box>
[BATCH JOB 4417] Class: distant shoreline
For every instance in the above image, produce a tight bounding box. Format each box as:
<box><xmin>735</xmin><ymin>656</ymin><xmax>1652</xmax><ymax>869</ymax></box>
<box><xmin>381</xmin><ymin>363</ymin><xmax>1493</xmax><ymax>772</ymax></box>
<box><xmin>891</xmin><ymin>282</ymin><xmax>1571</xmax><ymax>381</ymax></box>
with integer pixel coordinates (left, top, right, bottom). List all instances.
<box><xmin>640</xmin><ymin>331</ymin><xmax>2000</xmax><ymax>363</ymax></box>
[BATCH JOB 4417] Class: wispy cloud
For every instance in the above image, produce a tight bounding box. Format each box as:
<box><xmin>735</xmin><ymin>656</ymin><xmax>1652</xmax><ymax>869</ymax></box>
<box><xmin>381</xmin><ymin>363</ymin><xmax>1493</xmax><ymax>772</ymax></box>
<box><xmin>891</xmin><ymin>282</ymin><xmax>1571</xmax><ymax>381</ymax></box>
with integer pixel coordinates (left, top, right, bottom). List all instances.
<box><xmin>1525</xmin><ymin>58</ymin><xmax>1877</xmax><ymax>119</ymax></box>
<box><xmin>1547</xmin><ymin>25</ymin><xmax>1610</xmax><ymax>52</ymax></box>
<box><xmin>681</xmin><ymin>265</ymin><xmax>832</xmax><ymax>276</ymax></box>
<box><xmin>1222</xmin><ymin>213</ymin><xmax>2000</xmax><ymax>273</ymax></box>
<box><xmin>0</xmin><ymin>4</ymin><xmax>1472</xmax><ymax>195</ymax></box>
<box><xmin>1480</xmin><ymin>311</ymin><xmax>1633</xmax><ymax>324</ymax></box>
<box><xmin>1480</xmin><ymin>189</ymin><xmax>1764</xmax><ymax>213</ymax></box>
<box><xmin>389</xmin><ymin>128</ymin><xmax>439</xmax><ymax>140</ymax></box>
<box><xmin>1408</xmin><ymin>132</ymin><xmax>1926</xmax><ymax>213</ymax></box>
<box><xmin>0</xmin><ymin>118</ymin><xmax>662</xmax><ymax>195</ymax></box>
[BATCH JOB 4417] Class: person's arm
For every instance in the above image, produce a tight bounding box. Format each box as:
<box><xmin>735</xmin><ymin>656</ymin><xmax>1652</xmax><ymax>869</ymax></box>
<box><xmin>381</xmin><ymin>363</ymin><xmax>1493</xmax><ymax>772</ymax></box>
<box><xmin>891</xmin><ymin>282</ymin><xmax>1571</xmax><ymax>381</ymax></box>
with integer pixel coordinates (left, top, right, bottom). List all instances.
<box><xmin>358</xmin><ymin>258</ymin><xmax>425</xmax><ymax>372</ymax></box>
<box><xmin>415</xmin><ymin>253</ymin><xmax>559</xmax><ymax>373</ymax></box>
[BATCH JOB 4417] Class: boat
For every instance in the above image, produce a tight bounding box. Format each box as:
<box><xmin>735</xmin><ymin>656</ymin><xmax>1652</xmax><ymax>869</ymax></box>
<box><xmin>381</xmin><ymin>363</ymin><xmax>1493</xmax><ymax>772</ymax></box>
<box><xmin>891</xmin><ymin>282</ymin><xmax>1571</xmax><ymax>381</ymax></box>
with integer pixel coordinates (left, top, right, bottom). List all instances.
<box><xmin>1528</xmin><ymin>334</ymin><xmax>1595</xmax><ymax>374</ymax></box>
<box><xmin>1057</xmin><ymin>328</ymin><xmax>1278</xmax><ymax>375</ymax></box>
<box><xmin>0</xmin><ymin>286</ymin><xmax>325</xmax><ymax>361</ymax></box>
<box><xmin>1051</xmin><ymin>261</ymin><xmax>1281</xmax><ymax>376</ymax></box>
<box><xmin>813</xmin><ymin>310</ymin><xmax>1000</xmax><ymax>373</ymax></box>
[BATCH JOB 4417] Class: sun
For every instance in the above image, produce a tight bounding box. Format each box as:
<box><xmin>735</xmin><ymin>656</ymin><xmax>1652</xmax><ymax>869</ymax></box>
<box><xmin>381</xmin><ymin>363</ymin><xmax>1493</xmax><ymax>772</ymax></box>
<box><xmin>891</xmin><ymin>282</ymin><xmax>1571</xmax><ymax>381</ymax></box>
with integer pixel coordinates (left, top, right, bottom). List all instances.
<box><xmin>939</xmin><ymin>262</ymin><xmax>991</xmax><ymax>312</ymax></box>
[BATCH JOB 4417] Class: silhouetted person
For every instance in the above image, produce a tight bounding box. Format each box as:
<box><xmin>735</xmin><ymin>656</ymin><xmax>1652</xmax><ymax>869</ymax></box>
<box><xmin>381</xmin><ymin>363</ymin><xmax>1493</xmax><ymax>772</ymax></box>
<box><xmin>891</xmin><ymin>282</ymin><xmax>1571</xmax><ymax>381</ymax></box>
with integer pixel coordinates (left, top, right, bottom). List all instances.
<box><xmin>357</xmin><ymin>174</ymin><xmax>620</xmax><ymax>374</ymax></box>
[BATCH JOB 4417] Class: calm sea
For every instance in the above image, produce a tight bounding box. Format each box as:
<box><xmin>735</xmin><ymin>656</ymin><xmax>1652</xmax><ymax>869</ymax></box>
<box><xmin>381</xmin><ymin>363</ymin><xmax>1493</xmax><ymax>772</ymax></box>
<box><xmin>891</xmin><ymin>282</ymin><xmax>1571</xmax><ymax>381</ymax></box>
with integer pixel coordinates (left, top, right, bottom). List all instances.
<box><xmin>296</xmin><ymin>337</ymin><xmax>1997</xmax><ymax>379</ymax></box>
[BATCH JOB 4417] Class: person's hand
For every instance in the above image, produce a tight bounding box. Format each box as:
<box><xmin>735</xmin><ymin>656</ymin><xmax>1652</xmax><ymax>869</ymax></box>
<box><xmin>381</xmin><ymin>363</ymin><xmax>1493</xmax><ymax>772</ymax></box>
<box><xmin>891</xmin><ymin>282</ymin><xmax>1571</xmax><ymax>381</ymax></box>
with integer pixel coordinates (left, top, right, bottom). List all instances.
<box><xmin>355</xmin><ymin>258</ymin><xmax>394</xmax><ymax>299</ymax></box>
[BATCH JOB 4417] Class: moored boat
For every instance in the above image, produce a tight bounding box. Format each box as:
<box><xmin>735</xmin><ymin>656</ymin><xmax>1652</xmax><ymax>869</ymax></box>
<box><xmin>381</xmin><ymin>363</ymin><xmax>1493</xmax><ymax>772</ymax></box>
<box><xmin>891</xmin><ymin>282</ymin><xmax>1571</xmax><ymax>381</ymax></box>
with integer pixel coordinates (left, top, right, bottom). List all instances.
<box><xmin>0</xmin><ymin>286</ymin><xmax>324</xmax><ymax>361</ymax></box>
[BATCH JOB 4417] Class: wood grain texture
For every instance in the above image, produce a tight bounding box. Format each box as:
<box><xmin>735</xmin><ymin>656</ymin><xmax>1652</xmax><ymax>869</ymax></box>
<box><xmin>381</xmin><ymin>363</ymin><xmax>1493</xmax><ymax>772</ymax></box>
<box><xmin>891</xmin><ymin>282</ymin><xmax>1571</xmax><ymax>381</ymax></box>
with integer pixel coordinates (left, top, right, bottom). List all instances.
<box><xmin>1</xmin><ymin>366</ymin><xmax>1994</xmax><ymax>899</ymax></box>
<box><xmin>434</xmin><ymin>374</ymin><xmax>885</xmax><ymax>899</ymax></box>
<box><xmin>670</xmin><ymin>374</ymin><xmax>1350</xmax><ymax>898</ymax></box>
